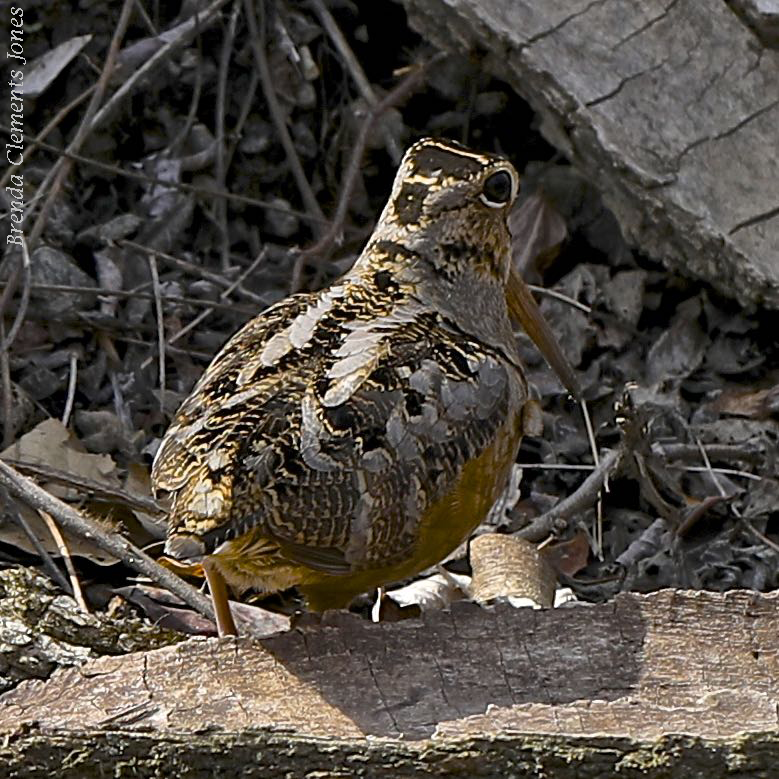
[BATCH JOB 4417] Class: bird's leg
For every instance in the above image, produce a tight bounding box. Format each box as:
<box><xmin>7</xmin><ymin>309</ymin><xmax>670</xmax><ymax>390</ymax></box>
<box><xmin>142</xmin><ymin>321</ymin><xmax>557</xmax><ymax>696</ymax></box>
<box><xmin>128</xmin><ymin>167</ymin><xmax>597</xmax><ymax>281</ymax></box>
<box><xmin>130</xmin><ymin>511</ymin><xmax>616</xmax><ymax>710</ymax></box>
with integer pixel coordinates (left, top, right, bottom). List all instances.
<box><xmin>203</xmin><ymin>563</ymin><xmax>238</xmax><ymax>636</ymax></box>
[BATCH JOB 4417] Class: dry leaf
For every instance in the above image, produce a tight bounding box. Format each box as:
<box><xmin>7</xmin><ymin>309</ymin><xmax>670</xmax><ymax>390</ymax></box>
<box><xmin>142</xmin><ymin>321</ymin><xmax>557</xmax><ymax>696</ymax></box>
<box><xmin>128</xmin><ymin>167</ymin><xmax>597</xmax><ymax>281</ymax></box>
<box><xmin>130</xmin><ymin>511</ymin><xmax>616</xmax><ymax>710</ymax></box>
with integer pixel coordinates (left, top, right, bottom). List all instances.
<box><xmin>709</xmin><ymin>385</ymin><xmax>779</xmax><ymax>419</ymax></box>
<box><xmin>509</xmin><ymin>192</ymin><xmax>567</xmax><ymax>281</ymax></box>
<box><xmin>25</xmin><ymin>34</ymin><xmax>92</xmax><ymax>98</ymax></box>
<box><xmin>384</xmin><ymin>571</ymin><xmax>470</xmax><ymax>613</ymax></box>
<box><xmin>0</xmin><ymin>419</ymin><xmax>120</xmax><ymax>564</ymax></box>
<box><xmin>540</xmin><ymin>530</ymin><xmax>590</xmax><ymax>577</ymax></box>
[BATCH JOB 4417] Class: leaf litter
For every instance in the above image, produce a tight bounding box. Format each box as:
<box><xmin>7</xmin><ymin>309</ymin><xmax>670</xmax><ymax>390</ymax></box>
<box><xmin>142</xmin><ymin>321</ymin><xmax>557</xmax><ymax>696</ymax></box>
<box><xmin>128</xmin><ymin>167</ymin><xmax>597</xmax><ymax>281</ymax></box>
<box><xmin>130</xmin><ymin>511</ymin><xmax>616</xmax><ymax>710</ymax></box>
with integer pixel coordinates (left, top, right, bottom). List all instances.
<box><xmin>0</xmin><ymin>1</ymin><xmax>776</xmax><ymax>671</ymax></box>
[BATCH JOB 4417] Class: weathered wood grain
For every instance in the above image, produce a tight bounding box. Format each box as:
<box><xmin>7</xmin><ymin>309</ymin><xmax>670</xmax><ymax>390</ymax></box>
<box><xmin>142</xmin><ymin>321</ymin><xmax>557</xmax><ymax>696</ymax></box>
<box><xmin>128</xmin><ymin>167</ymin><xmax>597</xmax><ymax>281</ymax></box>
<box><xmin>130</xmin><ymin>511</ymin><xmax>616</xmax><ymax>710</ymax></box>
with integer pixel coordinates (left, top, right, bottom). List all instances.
<box><xmin>0</xmin><ymin>590</ymin><xmax>777</xmax><ymax>777</ymax></box>
<box><xmin>400</xmin><ymin>0</ymin><xmax>779</xmax><ymax>308</ymax></box>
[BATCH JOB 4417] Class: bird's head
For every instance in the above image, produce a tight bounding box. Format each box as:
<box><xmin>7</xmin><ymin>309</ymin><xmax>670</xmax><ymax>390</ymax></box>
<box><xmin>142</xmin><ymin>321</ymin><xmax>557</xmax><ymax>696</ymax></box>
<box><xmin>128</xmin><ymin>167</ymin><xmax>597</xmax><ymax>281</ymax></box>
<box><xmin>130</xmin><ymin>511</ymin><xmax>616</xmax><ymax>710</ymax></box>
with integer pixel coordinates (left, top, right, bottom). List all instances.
<box><xmin>370</xmin><ymin>137</ymin><xmax>520</xmax><ymax>284</ymax></box>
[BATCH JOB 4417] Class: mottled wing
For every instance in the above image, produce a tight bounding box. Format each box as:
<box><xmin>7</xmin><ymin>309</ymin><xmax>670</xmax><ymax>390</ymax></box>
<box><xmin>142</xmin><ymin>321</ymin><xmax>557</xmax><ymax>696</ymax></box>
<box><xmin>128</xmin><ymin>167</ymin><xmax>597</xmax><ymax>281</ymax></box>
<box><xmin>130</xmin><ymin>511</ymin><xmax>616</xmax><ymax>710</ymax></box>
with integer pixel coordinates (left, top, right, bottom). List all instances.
<box><xmin>220</xmin><ymin>312</ymin><xmax>523</xmax><ymax>573</ymax></box>
<box><xmin>151</xmin><ymin>292</ymin><xmax>317</xmax><ymax>534</ymax></box>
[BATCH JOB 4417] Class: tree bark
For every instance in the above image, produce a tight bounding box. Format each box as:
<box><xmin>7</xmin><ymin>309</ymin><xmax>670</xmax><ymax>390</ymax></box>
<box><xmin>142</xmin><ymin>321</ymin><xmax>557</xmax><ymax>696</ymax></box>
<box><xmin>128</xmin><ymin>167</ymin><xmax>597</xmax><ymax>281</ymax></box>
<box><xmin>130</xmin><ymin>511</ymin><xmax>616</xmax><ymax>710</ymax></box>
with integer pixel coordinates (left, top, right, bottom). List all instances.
<box><xmin>0</xmin><ymin>589</ymin><xmax>777</xmax><ymax>777</ymax></box>
<box><xmin>399</xmin><ymin>0</ymin><xmax>779</xmax><ymax>309</ymax></box>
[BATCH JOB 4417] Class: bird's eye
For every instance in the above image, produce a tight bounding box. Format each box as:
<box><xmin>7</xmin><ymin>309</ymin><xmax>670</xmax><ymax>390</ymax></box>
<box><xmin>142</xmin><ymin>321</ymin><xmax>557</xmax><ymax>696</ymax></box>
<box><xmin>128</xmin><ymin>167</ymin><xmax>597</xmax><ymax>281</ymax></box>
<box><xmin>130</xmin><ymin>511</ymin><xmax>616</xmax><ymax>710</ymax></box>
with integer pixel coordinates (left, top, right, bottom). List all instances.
<box><xmin>480</xmin><ymin>170</ymin><xmax>515</xmax><ymax>207</ymax></box>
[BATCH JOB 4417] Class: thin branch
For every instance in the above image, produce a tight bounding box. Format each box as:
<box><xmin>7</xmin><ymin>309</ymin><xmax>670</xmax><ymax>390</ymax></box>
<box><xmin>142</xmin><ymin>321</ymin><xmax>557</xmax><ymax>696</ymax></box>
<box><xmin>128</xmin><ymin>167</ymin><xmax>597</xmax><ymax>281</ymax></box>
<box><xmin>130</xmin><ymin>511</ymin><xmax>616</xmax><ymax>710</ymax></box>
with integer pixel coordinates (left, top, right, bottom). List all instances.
<box><xmin>743</xmin><ymin>519</ymin><xmax>779</xmax><ymax>555</ymax></box>
<box><xmin>224</xmin><ymin>69</ymin><xmax>260</xmax><ymax>172</ymax></box>
<box><xmin>518</xmin><ymin>448</ymin><xmax>623</xmax><ymax>542</ymax></box>
<box><xmin>0</xmin><ymin>132</ymin><xmax>330</xmax><ymax>227</ymax></box>
<box><xmin>672</xmin><ymin>465</ymin><xmax>761</xmax><ymax>481</ymax></box>
<box><xmin>61</xmin><ymin>352</ymin><xmax>79</xmax><ymax>428</ymax></box>
<box><xmin>528</xmin><ymin>284</ymin><xmax>592</xmax><ymax>314</ymax></box>
<box><xmin>516</xmin><ymin>461</ymin><xmax>762</xmax><ymax>481</ymax></box>
<box><xmin>77</xmin><ymin>0</ymin><xmax>231</xmax><ymax>149</ymax></box>
<box><xmin>167</xmin><ymin>248</ymin><xmax>268</xmax><ymax>346</ymax></box>
<box><xmin>658</xmin><ymin>441</ymin><xmax>763</xmax><ymax>466</ymax></box>
<box><xmin>3</xmin><ymin>486</ymin><xmax>74</xmax><ymax>595</ymax></box>
<box><xmin>580</xmin><ymin>398</ymin><xmax>603</xmax><ymax>556</ymax></box>
<box><xmin>0</xmin><ymin>323</ymin><xmax>12</xmax><ymax>449</ymax></box>
<box><xmin>0</xmin><ymin>237</ymin><xmax>31</xmax><ymax>354</ymax></box>
<box><xmin>0</xmin><ymin>84</ymin><xmax>95</xmax><ymax>193</ymax></box>
<box><xmin>0</xmin><ymin>459</ymin><xmax>216</xmax><ymax>625</ymax></box>
<box><xmin>41</xmin><ymin>510</ymin><xmax>90</xmax><ymax>614</ymax></box>
<box><xmin>244</xmin><ymin>0</ymin><xmax>325</xmax><ymax>229</ymax></box>
<box><xmin>5</xmin><ymin>458</ymin><xmax>163</xmax><ymax>516</ymax></box>
<box><xmin>132</xmin><ymin>0</ymin><xmax>158</xmax><ymax>34</ymax></box>
<box><xmin>147</xmin><ymin>254</ymin><xmax>166</xmax><ymax>411</ymax></box>
<box><xmin>120</xmin><ymin>239</ymin><xmax>262</xmax><ymax>302</ymax></box>
<box><xmin>0</xmin><ymin>281</ymin><xmax>256</xmax><ymax>317</ymax></box>
<box><xmin>27</xmin><ymin>0</ymin><xmax>136</xmax><ymax>247</ymax></box>
<box><xmin>310</xmin><ymin>0</ymin><xmax>402</xmax><ymax>163</ymax></box>
<box><xmin>215</xmin><ymin>0</ymin><xmax>242</xmax><ymax>271</ymax></box>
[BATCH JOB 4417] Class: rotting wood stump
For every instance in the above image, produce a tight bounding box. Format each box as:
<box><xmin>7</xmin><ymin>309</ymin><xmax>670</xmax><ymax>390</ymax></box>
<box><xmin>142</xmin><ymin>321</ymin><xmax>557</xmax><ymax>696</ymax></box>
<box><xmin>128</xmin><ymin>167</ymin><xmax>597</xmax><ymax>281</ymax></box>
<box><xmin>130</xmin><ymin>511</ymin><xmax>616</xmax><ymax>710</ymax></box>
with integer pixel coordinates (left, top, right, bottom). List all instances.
<box><xmin>399</xmin><ymin>0</ymin><xmax>779</xmax><ymax>309</ymax></box>
<box><xmin>0</xmin><ymin>589</ymin><xmax>777</xmax><ymax>777</ymax></box>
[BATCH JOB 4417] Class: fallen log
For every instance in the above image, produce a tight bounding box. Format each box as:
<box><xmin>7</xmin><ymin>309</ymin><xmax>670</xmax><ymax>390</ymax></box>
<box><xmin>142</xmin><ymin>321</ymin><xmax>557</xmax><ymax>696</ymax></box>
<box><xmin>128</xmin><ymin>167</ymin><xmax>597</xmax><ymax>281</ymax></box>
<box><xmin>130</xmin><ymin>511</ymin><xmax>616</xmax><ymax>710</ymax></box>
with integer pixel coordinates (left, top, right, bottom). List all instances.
<box><xmin>0</xmin><ymin>589</ymin><xmax>777</xmax><ymax>777</ymax></box>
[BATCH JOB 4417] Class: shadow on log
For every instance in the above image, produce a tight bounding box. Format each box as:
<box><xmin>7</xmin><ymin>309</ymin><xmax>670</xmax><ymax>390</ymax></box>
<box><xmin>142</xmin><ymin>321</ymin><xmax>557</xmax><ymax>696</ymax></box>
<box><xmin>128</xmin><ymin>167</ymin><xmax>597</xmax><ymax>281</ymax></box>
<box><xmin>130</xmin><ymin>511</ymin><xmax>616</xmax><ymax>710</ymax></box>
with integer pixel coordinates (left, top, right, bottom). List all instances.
<box><xmin>0</xmin><ymin>589</ymin><xmax>777</xmax><ymax>776</ymax></box>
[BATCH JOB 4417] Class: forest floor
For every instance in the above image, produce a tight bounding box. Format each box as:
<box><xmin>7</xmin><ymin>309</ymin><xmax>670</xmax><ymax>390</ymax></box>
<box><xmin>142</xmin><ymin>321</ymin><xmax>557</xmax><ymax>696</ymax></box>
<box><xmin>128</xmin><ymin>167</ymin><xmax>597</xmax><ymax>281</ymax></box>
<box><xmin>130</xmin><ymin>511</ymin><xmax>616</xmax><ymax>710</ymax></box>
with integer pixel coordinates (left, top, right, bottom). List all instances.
<box><xmin>0</xmin><ymin>0</ymin><xmax>777</xmax><ymax>682</ymax></box>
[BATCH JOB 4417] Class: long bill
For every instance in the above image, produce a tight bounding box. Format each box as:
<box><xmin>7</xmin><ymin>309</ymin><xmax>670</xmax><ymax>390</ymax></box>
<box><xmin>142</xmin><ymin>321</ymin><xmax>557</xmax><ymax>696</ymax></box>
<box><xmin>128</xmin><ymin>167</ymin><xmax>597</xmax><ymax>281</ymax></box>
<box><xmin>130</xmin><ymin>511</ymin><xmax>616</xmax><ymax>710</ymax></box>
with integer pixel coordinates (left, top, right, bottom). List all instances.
<box><xmin>506</xmin><ymin>267</ymin><xmax>581</xmax><ymax>400</ymax></box>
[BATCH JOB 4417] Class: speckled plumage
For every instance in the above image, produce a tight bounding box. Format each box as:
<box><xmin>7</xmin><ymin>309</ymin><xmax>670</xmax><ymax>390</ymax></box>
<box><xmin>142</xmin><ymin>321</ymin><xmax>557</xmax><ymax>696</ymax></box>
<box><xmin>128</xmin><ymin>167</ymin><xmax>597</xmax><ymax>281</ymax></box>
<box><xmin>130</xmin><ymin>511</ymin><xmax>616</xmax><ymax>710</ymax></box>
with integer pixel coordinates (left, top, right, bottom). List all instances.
<box><xmin>152</xmin><ymin>138</ymin><xmax>537</xmax><ymax>615</ymax></box>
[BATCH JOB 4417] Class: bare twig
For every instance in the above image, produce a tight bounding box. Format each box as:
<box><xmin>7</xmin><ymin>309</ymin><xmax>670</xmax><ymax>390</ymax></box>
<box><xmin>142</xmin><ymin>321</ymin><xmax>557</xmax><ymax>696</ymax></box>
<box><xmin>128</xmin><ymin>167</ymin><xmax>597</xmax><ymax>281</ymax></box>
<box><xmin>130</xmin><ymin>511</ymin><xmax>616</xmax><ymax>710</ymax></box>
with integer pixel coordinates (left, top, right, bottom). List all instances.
<box><xmin>132</xmin><ymin>0</ymin><xmax>157</xmax><ymax>33</ymax></box>
<box><xmin>168</xmin><ymin>248</ymin><xmax>268</xmax><ymax>346</ymax></box>
<box><xmin>117</xmin><ymin>335</ymin><xmax>213</xmax><ymax>361</ymax></box>
<box><xmin>139</xmin><ymin>247</ymin><xmax>268</xmax><ymax>371</ymax></box>
<box><xmin>515</xmin><ymin>459</ymin><xmax>762</xmax><ymax>481</ymax></box>
<box><xmin>0</xmin><ymin>237</ymin><xmax>31</xmax><ymax>354</ymax></box>
<box><xmin>76</xmin><ymin>0</ymin><xmax>231</xmax><ymax>148</ymax></box>
<box><xmin>518</xmin><ymin>448</ymin><xmax>623</xmax><ymax>542</ymax></box>
<box><xmin>693</xmin><ymin>435</ymin><xmax>745</xmax><ymax>513</ymax></box>
<box><xmin>28</xmin><ymin>0</ymin><xmax>233</xmax><ymax>245</ymax></box>
<box><xmin>215</xmin><ymin>0</ymin><xmax>242</xmax><ymax>271</ymax></box>
<box><xmin>3</xmin><ymin>486</ymin><xmax>73</xmax><ymax>595</ymax></box>
<box><xmin>631</xmin><ymin>451</ymin><xmax>679</xmax><ymax>524</ymax></box>
<box><xmin>0</xmin><ymin>281</ymin><xmax>256</xmax><ymax>317</ymax></box>
<box><xmin>27</xmin><ymin>0</ymin><xmax>135</xmax><ymax>247</ymax></box>
<box><xmin>0</xmin><ymin>323</ymin><xmax>12</xmax><ymax>449</ymax></box>
<box><xmin>61</xmin><ymin>352</ymin><xmax>79</xmax><ymax>428</ymax></box>
<box><xmin>40</xmin><ymin>510</ymin><xmax>90</xmax><ymax>614</ymax></box>
<box><xmin>675</xmin><ymin>494</ymin><xmax>732</xmax><ymax>538</ymax></box>
<box><xmin>109</xmin><ymin>371</ymin><xmax>133</xmax><ymax>432</ymax></box>
<box><xmin>0</xmin><ymin>459</ymin><xmax>216</xmax><ymax>624</ymax></box>
<box><xmin>0</xmin><ymin>133</ymin><xmax>329</xmax><ymax>227</ymax></box>
<box><xmin>224</xmin><ymin>69</ymin><xmax>260</xmax><ymax>172</ymax></box>
<box><xmin>0</xmin><ymin>239</ymin><xmax>30</xmax><ymax>448</ymax></box>
<box><xmin>147</xmin><ymin>254</ymin><xmax>166</xmax><ymax>411</ymax></box>
<box><xmin>528</xmin><ymin>284</ymin><xmax>592</xmax><ymax>314</ymax></box>
<box><xmin>310</xmin><ymin>0</ymin><xmax>403</xmax><ymax>163</ymax></box>
<box><xmin>743</xmin><ymin>519</ymin><xmax>779</xmax><ymax>554</ymax></box>
<box><xmin>580</xmin><ymin>398</ymin><xmax>603</xmax><ymax>556</ymax></box>
<box><xmin>119</xmin><ymin>240</ymin><xmax>260</xmax><ymax>300</ymax></box>
<box><xmin>244</xmin><ymin>0</ymin><xmax>325</xmax><ymax>229</ymax></box>
<box><xmin>0</xmin><ymin>85</ymin><xmax>95</xmax><ymax>193</ymax></box>
<box><xmin>5</xmin><ymin>458</ymin><xmax>163</xmax><ymax>516</ymax></box>
<box><xmin>671</xmin><ymin>465</ymin><xmax>761</xmax><ymax>481</ymax></box>
<box><xmin>516</xmin><ymin>463</ymin><xmax>596</xmax><ymax>471</ymax></box>
<box><xmin>658</xmin><ymin>442</ymin><xmax>763</xmax><ymax>466</ymax></box>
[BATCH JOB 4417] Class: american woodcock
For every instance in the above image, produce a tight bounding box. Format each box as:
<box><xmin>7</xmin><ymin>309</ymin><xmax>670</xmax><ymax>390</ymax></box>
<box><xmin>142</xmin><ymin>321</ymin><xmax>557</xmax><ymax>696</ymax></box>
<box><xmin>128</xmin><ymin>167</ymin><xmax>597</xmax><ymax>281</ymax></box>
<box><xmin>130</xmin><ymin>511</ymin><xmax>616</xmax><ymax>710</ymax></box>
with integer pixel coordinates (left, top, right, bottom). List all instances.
<box><xmin>152</xmin><ymin>138</ymin><xmax>578</xmax><ymax>635</ymax></box>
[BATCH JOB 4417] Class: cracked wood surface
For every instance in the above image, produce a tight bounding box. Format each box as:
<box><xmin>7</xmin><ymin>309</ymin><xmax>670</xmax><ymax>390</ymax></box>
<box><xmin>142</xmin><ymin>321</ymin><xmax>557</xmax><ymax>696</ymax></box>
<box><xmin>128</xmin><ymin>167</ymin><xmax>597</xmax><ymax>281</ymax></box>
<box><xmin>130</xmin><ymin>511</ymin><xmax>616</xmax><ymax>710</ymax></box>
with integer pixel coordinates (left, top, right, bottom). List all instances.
<box><xmin>400</xmin><ymin>0</ymin><xmax>779</xmax><ymax>308</ymax></box>
<box><xmin>0</xmin><ymin>590</ymin><xmax>777</xmax><ymax>776</ymax></box>
<box><xmin>0</xmin><ymin>590</ymin><xmax>776</xmax><ymax>751</ymax></box>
